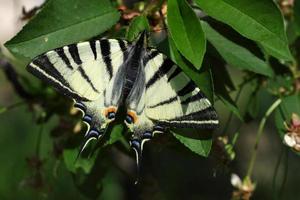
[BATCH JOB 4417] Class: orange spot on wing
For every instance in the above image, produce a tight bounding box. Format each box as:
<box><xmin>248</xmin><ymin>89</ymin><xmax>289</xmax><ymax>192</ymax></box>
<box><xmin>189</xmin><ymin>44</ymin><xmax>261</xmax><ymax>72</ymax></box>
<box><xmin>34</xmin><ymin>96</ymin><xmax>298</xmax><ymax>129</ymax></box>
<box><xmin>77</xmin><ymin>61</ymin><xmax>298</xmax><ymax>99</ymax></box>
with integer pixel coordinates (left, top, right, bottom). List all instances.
<box><xmin>103</xmin><ymin>106</ymin><xmax>117</xmax><ymax>117</ymax></box>
<box><xmin>127</xmin><ymin>110</ymin><xmax>138</xmax><ymax>123</ymax></box>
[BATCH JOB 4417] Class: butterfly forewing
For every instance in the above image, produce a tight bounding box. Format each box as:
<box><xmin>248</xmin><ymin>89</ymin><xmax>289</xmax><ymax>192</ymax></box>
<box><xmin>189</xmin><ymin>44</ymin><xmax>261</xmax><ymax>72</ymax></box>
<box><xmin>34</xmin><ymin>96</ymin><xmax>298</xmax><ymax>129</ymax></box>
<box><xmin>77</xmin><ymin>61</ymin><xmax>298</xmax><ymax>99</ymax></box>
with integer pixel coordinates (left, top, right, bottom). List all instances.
<box><xmin>27</xmin><ymin>39</ymin><xmax>129</xmax><ymax>101</ymax></box>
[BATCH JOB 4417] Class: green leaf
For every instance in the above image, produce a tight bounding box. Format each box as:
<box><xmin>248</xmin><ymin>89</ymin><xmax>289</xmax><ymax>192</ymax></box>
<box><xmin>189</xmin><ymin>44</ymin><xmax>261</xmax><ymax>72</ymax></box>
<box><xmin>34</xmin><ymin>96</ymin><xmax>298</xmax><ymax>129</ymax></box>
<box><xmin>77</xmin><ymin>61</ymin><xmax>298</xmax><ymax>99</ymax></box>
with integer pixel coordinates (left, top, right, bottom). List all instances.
<box><xmin>63</xmin><ymin>148</ymin><xmax>97</xmax><ymax>174</ymax></box>
<box><xmin>0</xmin><ymin>106</ymin><xmax>7</xmax><ymax>114</ymax></box>
<box><xmin>217</xmin><ymin>93</ymin><xmax>243</xmax><ymax>121</ymax></box>
<box><xmin>5</xmin><ymin>0</ymin><xmax>120</xmax><ymax>59</ymax></box>
<box><xmin>167</xmin><ymin>0</ymin><xmax>206</xmax><ymax>69</ymax></box>
<box><xmin>126</xmin><ymin>15</ymin><xmax>150</xmax><ymax>42</ymax></box>
<box><xmin>202</xmin><ymin>22</ymin><xmax>274</xmax><ymax>77</ymax></box>
<box><xmin>168</xmin><ymin>36</ymin><xmax>214</xmax><ymax>102</ymax></box>
<box><xmin>209</xmin><ymin>57</ymin><xmax>242</xmax><ymax>120</ymax></box>
<box><xmin>105</xmin><ymin>124</ymin><xmax>129</xmax><ymax>148</ymax></box>
<box><xmin>172</xmin><ymin>130</ymin><xmax>212</xmax><ymax>157</ymax></box>
<box><xmin>195</xmin><ymin>0</ymin><xmax>292</xmax><ymax>61</ymax></box>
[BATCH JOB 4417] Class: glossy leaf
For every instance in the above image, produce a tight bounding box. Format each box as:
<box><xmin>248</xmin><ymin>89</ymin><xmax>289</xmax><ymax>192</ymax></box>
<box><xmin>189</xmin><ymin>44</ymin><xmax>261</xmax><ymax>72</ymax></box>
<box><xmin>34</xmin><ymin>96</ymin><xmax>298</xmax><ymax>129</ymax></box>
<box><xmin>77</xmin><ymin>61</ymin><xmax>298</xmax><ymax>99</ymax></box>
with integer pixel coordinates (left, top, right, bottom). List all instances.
<box><xmin>5</xmin><ymin>0</ymin><xmax>120</xmax><ymax>59</ymax></box>
<box><xmin>168</xmin><ymin>36</ymin><xmax>213</xmax><ymax>102</ymax></box>
<box><xmin>167</xmin><ymin>0</ymin><xmax>206</xmax><ymax>69</ymax></box>
<box><xmin>202</xmin><ymin>22</ymin><xmax>274</xmax><ymax>77</ymax></box>
<box><xmin>172</xmin><ymin>130</ymin><xmax>212</xmax><ymax>157</ymax></box>
<box><xmin>126</xmin><ymin>15</ymin><xmax>150</xmax><ymax>42</ymax></box>
<box><xmin>195</xmin><ymin>0</ymin><xmax>292</xmax><ymax>61</ymax></box>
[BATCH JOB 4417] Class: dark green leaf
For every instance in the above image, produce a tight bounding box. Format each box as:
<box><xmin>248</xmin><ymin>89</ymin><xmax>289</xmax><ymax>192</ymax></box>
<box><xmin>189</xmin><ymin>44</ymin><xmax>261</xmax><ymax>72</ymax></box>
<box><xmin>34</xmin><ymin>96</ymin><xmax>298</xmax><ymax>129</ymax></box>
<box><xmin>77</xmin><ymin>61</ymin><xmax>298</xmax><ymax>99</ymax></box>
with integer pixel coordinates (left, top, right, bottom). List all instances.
<box><xmin>126</xmin><ymin>15</ymin><xmax>150</xmax><ymax>42</ymax></box>
<box><xmin>105</xmin><ymin>124</ymin><xmax>129</xmax><ymax>148</ymax></box>
<box><xmin>167</xmin><ymin>0</ymin><xmax>206</xmax><ymax>69</ymax></box>
<box><xmin>209</xmin><ymin>56</ymin><xmax>242</xmax><ymax>120</ymax></box>
<box><xmin>172</xmin><ymin>130</ymin><xmax>212</xmax><ymax>157</ymax></box>
<box><xmin>217</xmin><ymin>92</ymin><xmax>243</xmax><ymax>121</ymax></box>
<box><xmin>202</xmin><ymin>22</ymin><xmax>274</xmax><ymax>77</ymax></box>
<box><xmin>5</xmin><ymin>0</ymin><xmax>120</xmax><ymax>59</ymax></box>
<box><xmin>63</xmin><ymin>147</ymin><xmax>97</xmax><ymax>174</ymax></box>
<box><xmin>0</xmin><ymin>106</ymin><xmax>7</xmax><ymax>114</ymax></box>
<box><xmin>246</xmin><ymin>91</ymin><xmax>260</xmax><ymax>120</ymax></box>
<box><xmin>168</xmin><ymin>36</ymin><xmax>214</xmax><ymax>102</ymax></box>
<box><xmin>195</xmin><ymin>0</ymin><xmax>292</xmax><ymax>61</ymax></box>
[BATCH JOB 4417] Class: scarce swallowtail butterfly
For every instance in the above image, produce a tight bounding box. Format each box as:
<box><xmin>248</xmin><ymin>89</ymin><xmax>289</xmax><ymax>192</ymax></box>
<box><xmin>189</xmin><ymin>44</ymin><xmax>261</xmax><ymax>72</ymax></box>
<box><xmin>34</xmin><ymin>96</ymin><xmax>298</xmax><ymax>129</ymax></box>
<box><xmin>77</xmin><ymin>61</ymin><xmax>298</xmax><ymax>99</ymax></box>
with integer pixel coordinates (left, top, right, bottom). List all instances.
<box><xmin>27</xmin><ymin>31</ymin><xmax>219</xmax><ymax>171</ymax></box>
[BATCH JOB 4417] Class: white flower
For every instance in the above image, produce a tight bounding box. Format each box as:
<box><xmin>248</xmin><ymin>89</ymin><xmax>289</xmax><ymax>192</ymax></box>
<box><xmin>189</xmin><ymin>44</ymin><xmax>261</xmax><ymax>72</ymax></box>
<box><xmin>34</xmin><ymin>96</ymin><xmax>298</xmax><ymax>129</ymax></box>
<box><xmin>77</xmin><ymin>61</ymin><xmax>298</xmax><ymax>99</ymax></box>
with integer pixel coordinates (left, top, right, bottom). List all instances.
<box><xmin>231</xmin><ymin>174</ymin><xmax>242</xmax><ymax>188</ymax></box>
<box><xmin>283</xmin><ymin>134</ymin><xmax>296</xmax><ymax>147</ymax></box>
<box><xmin>283</xmin><ymin>113</ymin><xmax>300</xmax><ymax>152</ymax></box>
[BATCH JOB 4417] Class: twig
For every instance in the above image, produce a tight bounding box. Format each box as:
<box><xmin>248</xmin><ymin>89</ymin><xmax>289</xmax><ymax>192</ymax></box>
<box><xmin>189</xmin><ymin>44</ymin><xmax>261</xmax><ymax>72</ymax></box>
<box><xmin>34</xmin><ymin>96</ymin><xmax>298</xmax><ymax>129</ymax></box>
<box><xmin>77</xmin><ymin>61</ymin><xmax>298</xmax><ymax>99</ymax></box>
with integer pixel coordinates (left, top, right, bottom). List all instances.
<box><xmin>246</xmin><ymin>98</ymin><xmax>282</xmax><ymax>177</ymax></box>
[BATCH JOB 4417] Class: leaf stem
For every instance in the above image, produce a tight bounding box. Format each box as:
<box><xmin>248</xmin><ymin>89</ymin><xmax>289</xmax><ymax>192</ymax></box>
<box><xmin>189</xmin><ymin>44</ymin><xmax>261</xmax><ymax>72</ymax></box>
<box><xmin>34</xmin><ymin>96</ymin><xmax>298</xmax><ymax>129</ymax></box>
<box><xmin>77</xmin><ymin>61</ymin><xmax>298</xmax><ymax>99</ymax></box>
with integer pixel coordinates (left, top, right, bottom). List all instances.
<box><xmin>246</xmin><ymin>98</ymin><xmax>282</xmax><ymax>177</ymax></box>
<box><xmin>0</xmin><ymin>101</ymin><xmax>25</xmax><ymax>114</ymax></box>
<box><xmin>272</xmin><ymin>145</ymin><xmax>284</xmax><ymax>200</ymax></box>
<box><xmin>223</xmin><ymin>83</ymin><xmax>245</xmax><ymax>135</ymax></box>
<box><xmin>279</xmin><ymin>149</ymin><xmax>289</xmax><ymax>199</ymax></box>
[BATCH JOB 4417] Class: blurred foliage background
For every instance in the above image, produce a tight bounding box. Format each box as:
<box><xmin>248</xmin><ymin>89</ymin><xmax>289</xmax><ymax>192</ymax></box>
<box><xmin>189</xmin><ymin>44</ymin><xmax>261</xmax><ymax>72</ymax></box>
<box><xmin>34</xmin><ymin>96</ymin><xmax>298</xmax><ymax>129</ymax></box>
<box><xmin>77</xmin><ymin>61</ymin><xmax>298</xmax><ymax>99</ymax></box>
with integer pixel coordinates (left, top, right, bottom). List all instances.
<box><xmin>1</xmin><ymin>0</ymin><xmax>300</xmax><ymax>199</ymax></box>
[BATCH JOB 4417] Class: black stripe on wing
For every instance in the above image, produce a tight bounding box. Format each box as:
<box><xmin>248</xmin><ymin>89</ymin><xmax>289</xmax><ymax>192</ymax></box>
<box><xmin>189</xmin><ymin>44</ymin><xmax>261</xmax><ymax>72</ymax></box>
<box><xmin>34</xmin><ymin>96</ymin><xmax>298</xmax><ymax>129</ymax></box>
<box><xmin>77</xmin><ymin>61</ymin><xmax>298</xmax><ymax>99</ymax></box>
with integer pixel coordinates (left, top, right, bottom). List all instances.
<box><xmin>148</xmin><ymin>96</ymin><xmax>178</xmax><ymax>109</ymax></box>
<box><xmin>117</xmin><ymin>39</ymin><xmax>129</xmax><ymax>61</ymax></box>
<box><xmin>100</xmin><ymin>40</ymin><xmax>113</xmax><ymax>79</ymax></box>
<box><xmin>89</xmin><ymin>40</ymin><xmax>97</xmax><ymax>60</ymax></box>
<box><xmin>55</xmin><ymin>47</ymin><xmax>73</xmax><ymax>69</ymax></box>
<box><xmin>78</xmin><ymin>66</ymin><xmax>99</xmax><ymax>93</ymax></box>
<box><xmin>32</xmin><ymin>54</ymin><xmax>71</xmax><ymax>88</ymax></box>
<box><xmin>156</xmin><ymin>107</ymin><xmax>219</xmax><ymax>129</ymax></box>
<box><xmin>146</xmin><ymin>58</ymin><xmax>174</xmax><ymax>89</ymax></box>
<box><xmin>27</xmin><ymin>59</ymin><xmax>87</xmax><ymax>101</ymax></box>
<box><xmin>174</xmin><ymin>107</ymin><xmax>218</xmax><ymax>121</ymax></box>
<box><xmin>68</xmin><ymin>44</ymin><xmax>82</xmax><ymax>65</ymax></box>
<box><xmin>143</xmin><ymin>50</ymin><xmax>159</xmax><ymax>66</ymax></box>
<box><xmin>177</xmin><ymin>81</ymin><xmax>196</xmax><ymax>96</ymax></box>
<box><xmin>181</xmin><ymin>91</ymin><xmax>206</xmax><ymax>104</ymax></box>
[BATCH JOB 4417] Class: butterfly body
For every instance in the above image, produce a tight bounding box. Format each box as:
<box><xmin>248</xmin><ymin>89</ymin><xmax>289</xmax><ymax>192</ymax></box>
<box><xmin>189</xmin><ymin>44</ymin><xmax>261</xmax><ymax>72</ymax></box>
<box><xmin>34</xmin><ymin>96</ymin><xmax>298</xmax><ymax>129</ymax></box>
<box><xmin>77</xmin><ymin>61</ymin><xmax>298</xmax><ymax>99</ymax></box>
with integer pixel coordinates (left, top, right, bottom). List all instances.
<box><xmin>27</xmin><ymin>31</ymin><xmax>219</xmax><ymax>166</ymax></box>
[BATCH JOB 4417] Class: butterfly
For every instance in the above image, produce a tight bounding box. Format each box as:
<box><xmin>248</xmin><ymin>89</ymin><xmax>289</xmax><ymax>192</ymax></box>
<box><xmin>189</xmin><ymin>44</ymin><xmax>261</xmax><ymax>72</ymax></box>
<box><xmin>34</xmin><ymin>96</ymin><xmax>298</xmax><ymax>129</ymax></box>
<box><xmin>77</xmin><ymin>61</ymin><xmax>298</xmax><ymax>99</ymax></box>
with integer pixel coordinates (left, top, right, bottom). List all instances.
<box><xmin>27</xmin><ymin>31</ymin><xmax>219</xmax><ymax>169</ymax></box>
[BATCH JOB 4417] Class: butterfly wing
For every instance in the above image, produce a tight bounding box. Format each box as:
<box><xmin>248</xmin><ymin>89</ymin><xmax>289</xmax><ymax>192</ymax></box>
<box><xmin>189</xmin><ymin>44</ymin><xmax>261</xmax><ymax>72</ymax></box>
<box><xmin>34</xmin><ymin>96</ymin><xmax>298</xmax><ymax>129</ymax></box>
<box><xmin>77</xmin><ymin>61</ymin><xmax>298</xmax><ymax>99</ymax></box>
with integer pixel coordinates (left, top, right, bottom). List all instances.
<box><xmin>144</xmin><ymin>50</ymin><xmax>219</xmax><ymax>129</ymax></box>
<box><xmin>27</xmin><ymin>39</ymin><xmax>129</xmax><ymax>101</ymax></box>
<box><xmin>124</xmin><ymin>49</ymin><xmax>219</xmax><ymax>173</ymax></box>
<box><xmin>27</xmin><ymin>39</ymin><xmax>130</xmax><ymax>151</ymax></box>
<box><xmin>126</xmin><ymin>49</ymin><xmax>218</xmax><ymax>141</ymax></box>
